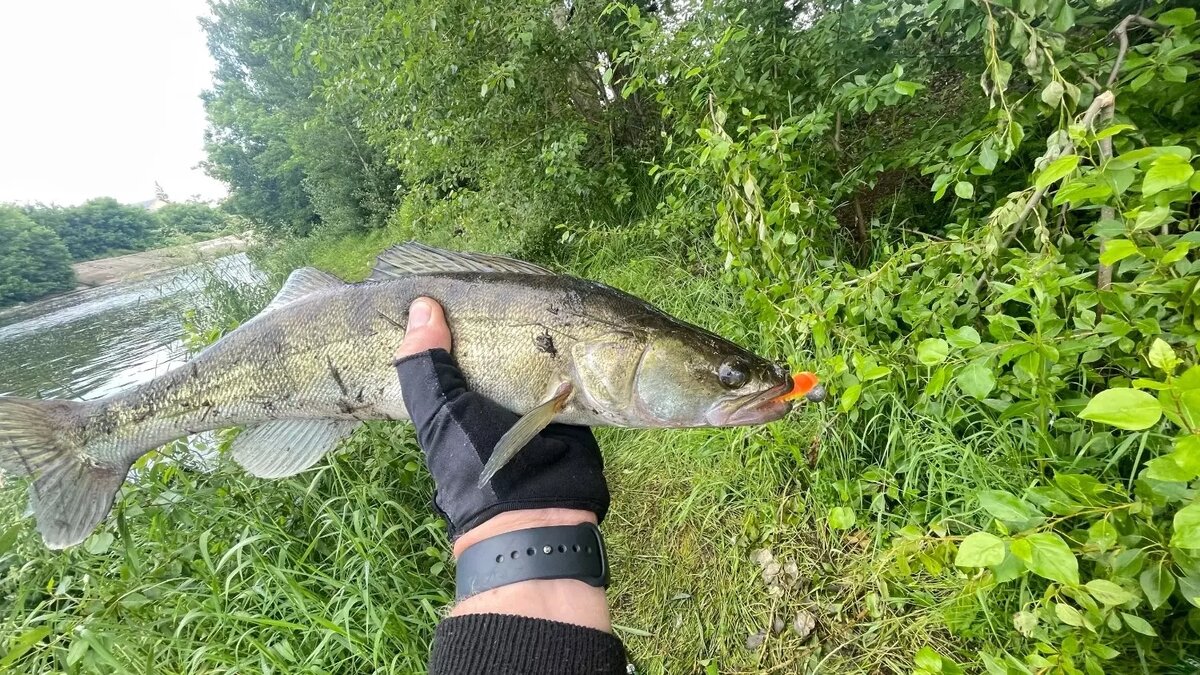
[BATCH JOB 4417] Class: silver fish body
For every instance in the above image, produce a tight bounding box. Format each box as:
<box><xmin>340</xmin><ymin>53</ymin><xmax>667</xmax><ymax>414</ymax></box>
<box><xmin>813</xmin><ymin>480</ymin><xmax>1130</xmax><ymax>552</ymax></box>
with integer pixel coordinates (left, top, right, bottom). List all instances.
<box><xmin>0</xmin><ymin>243</ymin><xmax>794</xmax><ymax>548</ymax></box>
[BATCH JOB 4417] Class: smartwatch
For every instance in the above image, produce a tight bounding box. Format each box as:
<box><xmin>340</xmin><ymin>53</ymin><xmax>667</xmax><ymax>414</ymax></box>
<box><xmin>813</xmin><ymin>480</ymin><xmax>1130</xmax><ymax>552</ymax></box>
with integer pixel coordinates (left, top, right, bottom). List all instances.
<box><xmin>455</xmin><ymin>522</ymin><xmax>610</xmax><ymax>601</ymax></box>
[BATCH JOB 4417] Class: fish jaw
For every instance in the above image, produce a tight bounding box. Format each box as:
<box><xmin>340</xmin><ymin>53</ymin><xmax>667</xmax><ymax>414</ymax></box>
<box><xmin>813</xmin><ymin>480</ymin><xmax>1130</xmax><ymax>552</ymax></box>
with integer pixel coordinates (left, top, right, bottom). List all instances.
<box><xmin>705</xmin><ymin>381</ymin><xmax>794</xmax><ymax>426</ymax></box>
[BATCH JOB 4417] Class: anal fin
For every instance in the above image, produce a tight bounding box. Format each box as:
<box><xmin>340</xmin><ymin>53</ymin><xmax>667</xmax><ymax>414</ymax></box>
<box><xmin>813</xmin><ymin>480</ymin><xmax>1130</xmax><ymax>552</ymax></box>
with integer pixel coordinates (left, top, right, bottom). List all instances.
<box><xmin>478</xmin><ymin>383</ymin><xmax>572</xmax><ymax>487</ymax></box>
<box><xmin>231</xmin><ymin>420</ymin><xmax>359</xmax><ymax>478</ymax></box>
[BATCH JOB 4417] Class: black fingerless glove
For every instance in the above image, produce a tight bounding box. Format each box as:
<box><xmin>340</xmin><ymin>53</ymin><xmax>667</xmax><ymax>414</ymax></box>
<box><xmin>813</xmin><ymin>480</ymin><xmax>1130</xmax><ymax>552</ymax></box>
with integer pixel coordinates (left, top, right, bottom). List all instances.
<box><xmin>394</xmin><ymin>348</ymin><xmax>609</xmax><ymax>539</ymax></box>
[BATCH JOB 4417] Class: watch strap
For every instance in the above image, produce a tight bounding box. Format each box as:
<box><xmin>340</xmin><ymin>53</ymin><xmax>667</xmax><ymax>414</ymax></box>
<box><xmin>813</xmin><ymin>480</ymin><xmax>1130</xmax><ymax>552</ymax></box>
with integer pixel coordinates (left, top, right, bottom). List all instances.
<box><xmin>455</xmin><ymin>523</ymin><xmax>609</xmax><ymax>601</ymax></box>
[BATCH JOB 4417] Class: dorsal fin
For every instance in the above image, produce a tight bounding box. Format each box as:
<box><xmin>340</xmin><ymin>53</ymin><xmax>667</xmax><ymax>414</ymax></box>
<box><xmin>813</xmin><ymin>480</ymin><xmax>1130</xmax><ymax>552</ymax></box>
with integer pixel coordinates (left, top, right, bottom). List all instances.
<box><xmin>261</xmin><ymin>267</ymin><xmax>345</xmax><ymax>314</ymax></box>
<box><xmin>368</xmin><ymin>242</ymin><xmax>553</xmax><ymax>281</ymax></box>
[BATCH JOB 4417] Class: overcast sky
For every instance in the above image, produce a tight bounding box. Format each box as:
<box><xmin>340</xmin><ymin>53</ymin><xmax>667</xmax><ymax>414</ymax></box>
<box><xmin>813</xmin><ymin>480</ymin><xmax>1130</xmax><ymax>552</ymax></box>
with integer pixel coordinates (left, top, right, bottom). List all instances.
<box><xmin>0</xmin><ymin>1</ymin><xmax>227</xmax><ymax>206</ymax></box>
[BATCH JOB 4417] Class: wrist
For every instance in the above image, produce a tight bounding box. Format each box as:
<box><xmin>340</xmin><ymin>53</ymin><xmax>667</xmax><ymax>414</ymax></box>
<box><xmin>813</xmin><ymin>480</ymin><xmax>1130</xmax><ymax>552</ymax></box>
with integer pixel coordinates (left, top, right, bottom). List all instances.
<box><xmin>449</xmin><ymin>509</ymin><xmax>610</xmax><ymax>632</ymax></box>
<box><xmin>452</xmin><ymin>508</ymin><xmax>598</xmax><ymax>559</ymax></box>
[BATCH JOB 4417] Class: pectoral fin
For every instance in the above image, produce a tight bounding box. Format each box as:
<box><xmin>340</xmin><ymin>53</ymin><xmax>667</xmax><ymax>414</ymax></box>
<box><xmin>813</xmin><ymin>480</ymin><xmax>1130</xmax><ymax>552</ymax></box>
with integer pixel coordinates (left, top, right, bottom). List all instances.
<box><xmin>478</xmin><ymin>383</ymin><xmax>573</xmax><ymax>487</ymax></box>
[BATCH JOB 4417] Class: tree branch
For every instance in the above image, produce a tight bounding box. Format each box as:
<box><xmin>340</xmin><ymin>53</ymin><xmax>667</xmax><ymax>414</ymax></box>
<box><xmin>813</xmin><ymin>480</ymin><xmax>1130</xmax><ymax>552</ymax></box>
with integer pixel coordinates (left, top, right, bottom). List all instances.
<box><xmin>1107</xmin><ymin>15</ymin><xmax>1163</xmax><ymax>88</ymax></box>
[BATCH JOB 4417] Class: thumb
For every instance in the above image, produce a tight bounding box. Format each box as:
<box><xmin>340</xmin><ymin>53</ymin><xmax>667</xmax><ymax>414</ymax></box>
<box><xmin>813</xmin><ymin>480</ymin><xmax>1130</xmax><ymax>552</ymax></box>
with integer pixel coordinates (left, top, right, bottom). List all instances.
<box><xmin>394</xmin><ymin>297</ymin><xmax>452</xmax><ymax>359</ymax></box>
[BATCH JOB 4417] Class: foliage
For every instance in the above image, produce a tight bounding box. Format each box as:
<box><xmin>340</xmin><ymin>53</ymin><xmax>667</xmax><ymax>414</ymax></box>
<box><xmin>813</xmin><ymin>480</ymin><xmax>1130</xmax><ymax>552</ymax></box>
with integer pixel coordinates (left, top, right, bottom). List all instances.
<box><xmin>201</xmin><ymin>0</ymin><xmax>401</xmax><ymax>236</ymax></box>
<box><xmin>0</xmin><ymin>206</ymin><xmax>75</xmax><ymax>307</ymax></box>
<box><xmin>154</xmin><ymin>201</ymin><xmax>232</xmax><ymax>237</ymax></box>
<box><xmin>602</xmin><ymin>0</ymin><xmax>1200</xmax><ymax>670</ymax></box>
<box><xmin>24</xmin><ymin>198</ymin><xmax>160</xmax><ymax>261</ymax></box>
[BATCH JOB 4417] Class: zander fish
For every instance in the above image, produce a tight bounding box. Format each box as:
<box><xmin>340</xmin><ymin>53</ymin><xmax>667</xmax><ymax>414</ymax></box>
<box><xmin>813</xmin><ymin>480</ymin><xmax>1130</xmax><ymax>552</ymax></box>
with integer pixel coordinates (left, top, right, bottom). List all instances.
<box><xmin>0</xmin><ymin>243</ymin><xmax>821</xmax><ymax>548</ymax></box>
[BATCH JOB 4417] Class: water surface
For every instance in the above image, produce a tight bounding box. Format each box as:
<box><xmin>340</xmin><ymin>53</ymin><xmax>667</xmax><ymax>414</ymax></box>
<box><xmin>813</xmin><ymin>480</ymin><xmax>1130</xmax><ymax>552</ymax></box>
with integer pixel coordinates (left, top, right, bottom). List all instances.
<box><xmin>0</xmin><ymin>254</ymin><xmax>262</xmax><ymax>400</ymax></box>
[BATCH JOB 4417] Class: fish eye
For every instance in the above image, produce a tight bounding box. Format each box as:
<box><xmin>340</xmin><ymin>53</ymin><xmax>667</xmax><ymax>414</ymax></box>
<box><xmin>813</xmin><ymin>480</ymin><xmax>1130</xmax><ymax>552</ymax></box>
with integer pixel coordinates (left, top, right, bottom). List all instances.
<box><xmin>717</xmin><ymin>359</ymin><xmax>749</xmax><ymax>389</ymax></box>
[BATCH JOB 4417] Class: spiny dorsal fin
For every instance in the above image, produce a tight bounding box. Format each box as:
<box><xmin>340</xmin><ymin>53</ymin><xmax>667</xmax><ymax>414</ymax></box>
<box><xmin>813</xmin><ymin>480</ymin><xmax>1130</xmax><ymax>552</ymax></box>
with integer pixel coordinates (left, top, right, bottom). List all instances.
<box><xmin>261</xmin><ymin>267</ymin><xmax>345</xmax><ymax>314</ymax></box>
<box><xmin>368</xmin><ymin>242</ymin><xmax>553</xmax><ymax>282</ymax></box>
<box><xmin>231</xmin><ymin>419</ymin><xmax>359</xmax><ymax>479</ymax></box>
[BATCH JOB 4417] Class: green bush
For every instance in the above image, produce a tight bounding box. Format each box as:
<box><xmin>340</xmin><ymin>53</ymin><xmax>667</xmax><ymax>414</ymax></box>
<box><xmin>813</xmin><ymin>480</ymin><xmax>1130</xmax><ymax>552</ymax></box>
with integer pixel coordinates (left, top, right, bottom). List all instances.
<box><xmin>0</xmin><ymin>206</ymin><xmax>75</xmax><ymax>307</ymax></box>
<box><xmin>155</xmin><ymin>202</ymin><xmax>231</xmax><ymax>237</ymax></box>
<box><xmin>23</xmin><ymin>198</ymin><xmax>160</xmax><ymax>261</ymax></box>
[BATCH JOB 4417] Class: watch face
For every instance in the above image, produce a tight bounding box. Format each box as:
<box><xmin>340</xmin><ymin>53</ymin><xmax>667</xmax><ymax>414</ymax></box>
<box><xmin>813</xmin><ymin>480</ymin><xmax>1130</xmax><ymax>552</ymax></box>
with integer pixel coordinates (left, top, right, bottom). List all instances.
<box><xmin>455</xmin><ymin>523</ymin><xmax>609</xmax><ymax>600</ymax></box>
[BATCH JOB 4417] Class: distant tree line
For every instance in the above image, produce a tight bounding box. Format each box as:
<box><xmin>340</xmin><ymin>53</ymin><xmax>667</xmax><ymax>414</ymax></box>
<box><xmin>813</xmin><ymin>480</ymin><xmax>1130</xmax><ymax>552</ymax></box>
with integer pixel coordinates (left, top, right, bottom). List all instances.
<box><xmin>0</xmin><ymin>198</ymin><xmax>240</xmax><ymax>308</ymax></box>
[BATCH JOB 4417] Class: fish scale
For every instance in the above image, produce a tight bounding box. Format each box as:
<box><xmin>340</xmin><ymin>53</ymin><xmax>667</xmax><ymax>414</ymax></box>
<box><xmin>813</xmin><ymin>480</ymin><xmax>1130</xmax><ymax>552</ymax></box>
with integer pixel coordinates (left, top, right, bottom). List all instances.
<box><xmin>0</xmin><ymin>242</ymin><xmax>805</xmax><ymax>548</ymax></box>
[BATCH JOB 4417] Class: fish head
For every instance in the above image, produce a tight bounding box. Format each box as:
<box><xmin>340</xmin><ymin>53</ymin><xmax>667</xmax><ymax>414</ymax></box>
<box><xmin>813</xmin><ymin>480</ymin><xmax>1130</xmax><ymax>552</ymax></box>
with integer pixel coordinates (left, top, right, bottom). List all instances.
<box><xmin>626</xmin><ymin>328</ymin><xmax>793</xmax><ymax>427</ymax></box>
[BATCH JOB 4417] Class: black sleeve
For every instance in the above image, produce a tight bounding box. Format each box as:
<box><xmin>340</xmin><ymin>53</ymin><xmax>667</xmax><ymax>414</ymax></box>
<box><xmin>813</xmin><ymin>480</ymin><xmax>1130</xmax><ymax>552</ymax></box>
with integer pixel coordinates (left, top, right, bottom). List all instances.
<box><xmin>429</xmin><ymin>613</ymin><xmax>629</xmax><ymax>675</ymax></box>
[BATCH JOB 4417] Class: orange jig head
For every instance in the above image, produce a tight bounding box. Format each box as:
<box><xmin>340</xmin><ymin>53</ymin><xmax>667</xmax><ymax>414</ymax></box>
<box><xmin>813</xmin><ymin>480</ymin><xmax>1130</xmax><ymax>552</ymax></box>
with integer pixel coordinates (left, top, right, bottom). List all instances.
<box><xmin>773</xmin><ymin>372</ymin><xmax>823</xmax><ymax>403</ymax></box>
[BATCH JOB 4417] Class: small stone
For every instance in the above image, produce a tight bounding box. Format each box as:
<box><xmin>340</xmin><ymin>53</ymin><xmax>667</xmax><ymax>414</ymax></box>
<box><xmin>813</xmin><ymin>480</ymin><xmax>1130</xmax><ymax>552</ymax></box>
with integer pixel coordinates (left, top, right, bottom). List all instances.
<box><xmin>750</xmin><ymin>549</ymin><xmax>774</xmax><ymax>567</ymax></box>
<box><xmin>772</xmin><ymin>616</ymin><xmax>785</xmax><ymax>634</ymax></box>
<box><xmin>783</xmin><ymin>560</ymin><xmax>799</xmax><ymax>579</ymax></box>
<box><xmin>792</xmin><ymin>611</ymin><xmax>816</xmax><ymax>640</ymax></box>
<box><xmin>745</xmin><ymin>631</ymin><xmax>766</xmax><ymax>650</ymax></box>
<box><xmin>762</xmin><ymin>561</ymin><xmax>781</xmax><ymax>583</ymax></box>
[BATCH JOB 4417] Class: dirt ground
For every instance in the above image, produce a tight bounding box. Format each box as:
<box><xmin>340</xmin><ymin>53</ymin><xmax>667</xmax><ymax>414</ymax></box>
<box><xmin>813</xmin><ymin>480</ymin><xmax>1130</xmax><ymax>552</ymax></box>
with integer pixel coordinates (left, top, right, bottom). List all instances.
<box><xmin>72</xmin><ymin>235</ymin><xmax>250</xmax><ymax>287</ymax></box>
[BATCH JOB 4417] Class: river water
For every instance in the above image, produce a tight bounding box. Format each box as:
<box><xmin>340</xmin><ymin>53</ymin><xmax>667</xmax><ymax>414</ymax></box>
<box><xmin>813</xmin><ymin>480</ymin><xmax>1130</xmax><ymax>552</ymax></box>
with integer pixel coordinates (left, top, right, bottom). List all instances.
<box><xmin>0</xmin><ymin>254</ymin><xmax>264</xmax><ymax>401</ymax></box>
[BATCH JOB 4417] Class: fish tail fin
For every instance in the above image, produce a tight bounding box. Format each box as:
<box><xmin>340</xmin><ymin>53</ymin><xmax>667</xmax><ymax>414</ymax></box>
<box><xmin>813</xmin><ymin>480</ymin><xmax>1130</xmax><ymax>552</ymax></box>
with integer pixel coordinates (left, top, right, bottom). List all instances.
<box><xmin>0</xmin><ymin>397</ymin><xmax>129</xmax><ymax>549</ymax></box>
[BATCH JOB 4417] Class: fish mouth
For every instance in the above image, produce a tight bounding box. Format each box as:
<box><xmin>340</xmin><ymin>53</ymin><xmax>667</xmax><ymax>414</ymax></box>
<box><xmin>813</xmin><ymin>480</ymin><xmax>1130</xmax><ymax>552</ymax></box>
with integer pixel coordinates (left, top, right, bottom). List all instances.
<box><xmin>710</xmin><ymin>381</ymin><xmax>795</xmax><ymax>426</ymax></box>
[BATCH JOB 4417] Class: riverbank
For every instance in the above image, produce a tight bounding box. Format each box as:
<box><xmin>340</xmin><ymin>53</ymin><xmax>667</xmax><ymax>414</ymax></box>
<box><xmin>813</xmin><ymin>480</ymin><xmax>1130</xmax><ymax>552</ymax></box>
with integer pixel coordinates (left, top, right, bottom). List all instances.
<box><xmin>72</xmin><ymin>234</ymin><xmax>250</xmax><ymax>288</ymax></box>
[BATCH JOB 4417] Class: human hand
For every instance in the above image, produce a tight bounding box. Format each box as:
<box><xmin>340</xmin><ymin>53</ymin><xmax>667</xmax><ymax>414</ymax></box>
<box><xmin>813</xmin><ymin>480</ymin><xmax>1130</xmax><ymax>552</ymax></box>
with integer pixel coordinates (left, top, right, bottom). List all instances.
<box><xmin>392</xmin><ymin>297</ymin><xmax>610</xmax><ymax>551</ymax></box>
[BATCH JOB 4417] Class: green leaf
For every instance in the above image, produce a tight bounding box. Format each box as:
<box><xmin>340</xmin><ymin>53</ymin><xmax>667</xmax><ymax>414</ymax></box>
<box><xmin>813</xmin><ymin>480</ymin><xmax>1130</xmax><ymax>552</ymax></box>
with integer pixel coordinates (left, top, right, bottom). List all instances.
<box><xmin>1140</xmin><ymin>563</ymin><xmax>1175</xmax><ymax>610</ymax></box>
<box><xmin>1174</xmin><ymin>435</ymin><xmax>1200</xmax><ymax>474</ymax></box>
<box><xmin>957</xmin><ymin>361</ymin><xmax>996</xmax><ymax>399</ymax></box>
<box><xmin>1133</xmin><ymin>206</ymin><xmax>1171</xmax><ymax>232</ymax></box>
<box><xmin>914</xmin><ymin>645</ymin><xmax>942</xmax><ymax>670</ymax></box>
<box><xmin>956</xmin><ymin>532</ymin><xmax>1006</xmax><ymax>567</ymax></box>
<box><xmin>0</xmin><ymin>627</ymin><xmax>52</xmax><ymax>669</ymax></box>
<box><xmin>1180</xmin><ymin>576</ymin><xmax>1200</xmax><ymax>608</ymax></box>
<box><xmin>1079</xmin><ymin>388</ymin><xmax>1162</xmax><ymax>430</ymax></box>
<box><xmin>828</xmin><ymin>506</ymin><xmax>855</xmax><ymax>530</ymax></box>
<box><xmin>990</xmin><ymin>550</ymin><xmax>1026</xmax><ymax>582</ymax></box>
<box><xmin>947</xmin><ymin>326</ymin><xmax>981</xmax><ymax>349</ymax></box>
<box><xmin>918</xmin><ymin>338</ymin><xmax>950</xmax><ymax>365</ymax></box>
<box><xmin>840</xmin><ymin>383</ymin><xmax>862</xmax><ymax>412</ymax></box>
<box><xmin>85</xmin><ymin>531</ymin><xmax>114</xmax><ymax>555</ymax></box>
<box><xmin>894</xmin><ymin>80</ymin><xmax>921</xmax><ymax>96</ymax></box>
<box><xmin>1055</xmin><ymin>602</ymin><xmax>1084</xmax><ymax>626</ymax></box>
<box><xmin>1099</xmin><ymin>239</ymin><xmax>1137</xmax><ymax>266</ymax></box>
<box><xmin>1094</xmin><ymin>124</ymin><xmax>1135</xmax><ymax>141</ymax></box>
<box><xmin>1157</xmin><ymin>7</ymin><xmax>1196</xmax><ymax>27</ymax></box>
<box><xmin>978</xmin><ymin>490</ymin><xmax>1040</xmax><ymax>522</ymax></box>
<box><xmin>1143</xmin><ymin>154</ymin><xmax>1195</xmax><ymax>196</ymax></box>
<box><xmin>1143</xmin><ymin>455</ymin><xmax>1196</xmax><ymax>482</ymax></box>
<box><xmin>1172</xmin><ymin>501</ymin><xmax>1200</xmax><ymax>548</ymax></box>
<box><xmin>861</xmin><ymin>365</ymin><xmax>891</xmax><ymax>381</ymax></box>
<box><xmin>1149</xmin><ymin>338</ymin><xmax>1179</xmax><ymax>373</ymax></box>
<box><xmin>954</xmin><ymin>181</ymin><xmax>975</xmax><ymax>200</ymax></box>
<box><xmin>1086</xmin><ymin>579</ymin><xmax>1132</xmax><ymax>605</ymax></box>
<box><xmin>1036</xmin><ymin>155</ymin><xmax>1080</xmax><ymax>190</ymax></box>
<box><xmin>1130</xmin><ymin>69</ymin><xmax>1155</xmax><ymax>91</ymax></box>
<box><xmin>1011</xmin><ymin>532</ymin><xmax>1079</xmax><ymax>585</ymax></box>
<box><xmin>1121</xmin><ymin>612</ymin><xmax>1156</xmax><ymax>636</ymax></box>
<box><xmin>1087</xmin><ymin>519</ymin><xmax>1118</xmax><ymax>553</ymax></box>
<box><xmin>1040</xmin><ymin>81</ymin><xmax>1064</xmax><ymax>106</ymax></box>
<box><xmin>979</xmin><ymin>141</ymin><xmax>998</xmax><ymax>171</ymax></box>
